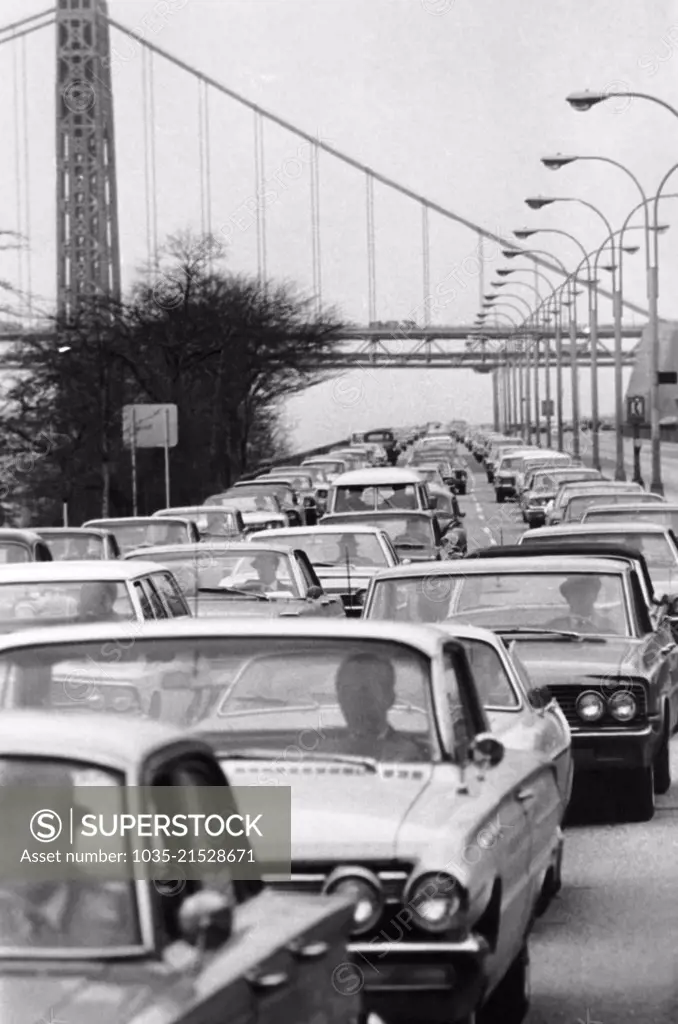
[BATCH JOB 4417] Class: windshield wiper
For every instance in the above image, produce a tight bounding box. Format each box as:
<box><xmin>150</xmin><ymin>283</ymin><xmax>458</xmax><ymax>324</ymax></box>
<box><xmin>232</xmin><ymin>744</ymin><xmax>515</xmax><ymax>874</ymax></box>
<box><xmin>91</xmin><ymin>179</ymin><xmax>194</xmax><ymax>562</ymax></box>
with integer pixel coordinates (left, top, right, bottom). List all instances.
<box><xmin>198</xmin><ymin>587</ymin><xmax>270</xmax><ymax>601</ymax></box>
<box><xmin>395</xmin><ymin>541</ymin><xmax>428</xmax><ymax>549</ymax></box>
<box><xmin>494</xmin><ymin>626</ymin><xmax>607</xmax><ymax>643</ymax></box>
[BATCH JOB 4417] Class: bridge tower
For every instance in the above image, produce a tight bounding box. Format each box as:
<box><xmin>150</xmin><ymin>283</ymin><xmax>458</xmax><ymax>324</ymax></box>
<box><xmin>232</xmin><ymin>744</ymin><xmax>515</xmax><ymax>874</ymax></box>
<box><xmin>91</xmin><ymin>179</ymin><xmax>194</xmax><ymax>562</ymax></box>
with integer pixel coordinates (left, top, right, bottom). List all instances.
<box><xmin>56</xmin><ymin>0</ymin><xmax>121</xmax><ymax>320</ymax></box>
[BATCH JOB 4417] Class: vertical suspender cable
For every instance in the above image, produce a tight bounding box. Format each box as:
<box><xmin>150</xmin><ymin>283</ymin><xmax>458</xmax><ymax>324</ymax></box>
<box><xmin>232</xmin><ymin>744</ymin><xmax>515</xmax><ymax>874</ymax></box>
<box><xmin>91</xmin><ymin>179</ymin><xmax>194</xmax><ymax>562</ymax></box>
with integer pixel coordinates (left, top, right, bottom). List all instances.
<box><xmin>366</xmin><ymin>172</ymin><xmax>376</xmax><ymax>323</ymax></box>
<box><xmin>253</xmin><ymin>111</ymin><xmax>267</xmax><ymax>285</ymax></box>
<box><xmin>478</xmin><ymin>232</ymin><xmax>484</xmax><ymax>310</ymax></box>
<box><xmin>198</xmin><ymin>79</ymin><xmax>206</xmax><ymax>237</ymax></box>
<box><xmin>12</xmin><ymin>37</ymin><xmax>24</xmax><ymax>305</ymax></box>
<box><xmin>204</xmin><ymin>84</ymin><xmax>213</xmax><ymax>270</ymax></box>
<box><xmin>310</xmin><ymin>142</ymin><xmax>322</xmax><ymax>315</ymax></box>
<box><xmin>141</xmin><ymin>49</ymin><xmax>153</xmax><ymax>270</ymax></box>
<box><xmin>21</xmin><ymin>36</ymin><xmax>32</xmax><ymax>321</ymax></box>
<box><xmin>422</xmin><ymin>203</ymin><xmax>431</xmax><ymax>326</ymax></box>
<box><xmin>148</xmin><ymin>51</ymin><xmax>159</xmax><ymax>264</ymax></box>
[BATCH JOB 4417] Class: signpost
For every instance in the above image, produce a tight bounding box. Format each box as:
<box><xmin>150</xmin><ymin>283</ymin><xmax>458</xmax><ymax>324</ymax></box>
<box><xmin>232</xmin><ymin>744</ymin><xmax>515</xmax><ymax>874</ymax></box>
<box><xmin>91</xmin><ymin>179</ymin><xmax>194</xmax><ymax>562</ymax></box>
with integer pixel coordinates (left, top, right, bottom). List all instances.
<box><xmin>625</xmin><ymin>395</ymin><xmax>646</xmax><ymax>486</ymax></box>
<box><xmin>541</xmin><ymin>399</ymin><xmax>554</xmax><ymax>416</ymax></box>
<box><xmin>123</xmin><ymin>405</ymin><xmax>178</xmax><ymax>512</ymax></box>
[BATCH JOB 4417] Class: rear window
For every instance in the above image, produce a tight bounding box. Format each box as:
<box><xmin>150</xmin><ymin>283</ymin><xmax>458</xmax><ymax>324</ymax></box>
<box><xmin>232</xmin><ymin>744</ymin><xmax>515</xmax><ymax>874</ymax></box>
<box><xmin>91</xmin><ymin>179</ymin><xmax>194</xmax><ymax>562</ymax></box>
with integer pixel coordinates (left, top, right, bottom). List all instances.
<box><xmin>0</xmin><ymin>544</ymin><xmax>31</xmax><ymax>564</ymax></box>
<box><xmin>334</xmin><ymin>484</ymin><xmax>418</xmax><ymax>511</ymax></box>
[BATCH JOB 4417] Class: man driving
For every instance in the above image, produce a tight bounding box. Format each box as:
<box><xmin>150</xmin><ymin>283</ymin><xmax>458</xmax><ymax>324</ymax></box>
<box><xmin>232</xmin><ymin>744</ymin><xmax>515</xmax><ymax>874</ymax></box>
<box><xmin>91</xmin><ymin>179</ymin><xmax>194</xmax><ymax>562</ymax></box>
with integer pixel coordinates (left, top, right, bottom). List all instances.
<box><xmin>549</xmin><ymin>575</ymin><xmax>616</xmax><ymax>634</ymax></box>
<box><xmin>77</xmin><ymin>581</ymin><xmax>122</xmax><ymax>622</ymax></box>
<box><xmin>221</xmin><ymin>552</ymin><xmax>289</xmax><ymax>593</ymax></box>
<box><xmin>330</xmin><ymin>653</ymin><xmax>426</xmax><ymax>761</ymax></box>
<box><xmin>337</xmin><ymin>534</ymin><xmax>375</xmax><ymax>567</ymax></box>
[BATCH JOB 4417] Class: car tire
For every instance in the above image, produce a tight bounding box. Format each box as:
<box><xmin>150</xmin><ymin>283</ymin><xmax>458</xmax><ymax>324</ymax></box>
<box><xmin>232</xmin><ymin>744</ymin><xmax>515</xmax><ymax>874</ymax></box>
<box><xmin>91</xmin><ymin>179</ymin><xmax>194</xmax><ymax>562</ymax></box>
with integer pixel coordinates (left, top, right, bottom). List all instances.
<box><xmin>496</xmin><ymin>492</ymin><xmax>505</xmax><ymax>503</ymax></box>
<box><xmin>623</xmin><ymin>765</ymin><xmax>655</xmax><ymax>822</ymax></box>
<box><xmin>654</xmin><ymin>719</ymin><xmax>671</xmax><ymax>795</ymax></box>
<box><xmin>458</xmin><ymin>485</ymin><xmax>466</xmax><ymax>495</ymax></box>
<box><xmin>478</xmin><ymin>942</ymin><xmax>530</xmax><ymax>1024</ymax></box>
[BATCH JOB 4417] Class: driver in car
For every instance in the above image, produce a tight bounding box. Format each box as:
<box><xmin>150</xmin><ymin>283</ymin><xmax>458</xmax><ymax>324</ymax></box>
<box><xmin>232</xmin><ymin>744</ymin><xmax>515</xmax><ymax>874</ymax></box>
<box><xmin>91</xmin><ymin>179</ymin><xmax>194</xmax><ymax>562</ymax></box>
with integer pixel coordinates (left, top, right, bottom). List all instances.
<box><xmin>330</xmin><ymin>653</ymin><xmax>426</xmax><ymax>761</ymax></box>
<box><xmin>550</xmin><ymin>575</ymin><xmax>616</xmax><ymax>634</ymax></box>
<box><xmin>337</xmin><ymin>534</ymin><xmax>375</xmax><ymax>566</ymax></box>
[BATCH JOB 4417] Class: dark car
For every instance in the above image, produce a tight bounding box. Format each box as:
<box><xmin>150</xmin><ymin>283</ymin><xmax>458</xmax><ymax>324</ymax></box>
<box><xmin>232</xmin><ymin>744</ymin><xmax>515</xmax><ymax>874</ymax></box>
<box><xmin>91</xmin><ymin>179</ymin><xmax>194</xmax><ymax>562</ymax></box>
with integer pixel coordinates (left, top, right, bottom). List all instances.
<box><xmin>322</xmin><ymin>510</ymin><xmax>464</xmax><ymax>560</ymax></box>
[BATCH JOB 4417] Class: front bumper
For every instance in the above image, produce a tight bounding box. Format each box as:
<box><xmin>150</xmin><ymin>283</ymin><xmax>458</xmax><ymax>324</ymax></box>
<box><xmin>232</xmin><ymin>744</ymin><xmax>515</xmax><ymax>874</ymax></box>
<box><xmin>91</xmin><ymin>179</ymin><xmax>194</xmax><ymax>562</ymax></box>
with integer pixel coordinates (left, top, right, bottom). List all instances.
<box><xmin>571</xmin><ymin>723</ymin><xmax>659</xmax><ymax>772</ymax></box>
<box><xmin>350</xmin><ymin>934</ymin><xmax>489</xmax><ymax>1024</ymax></box>
<box><xmin>524</xmin><ymin>505</ymin><xmax>548</xmax><ymax>525</ymax></box>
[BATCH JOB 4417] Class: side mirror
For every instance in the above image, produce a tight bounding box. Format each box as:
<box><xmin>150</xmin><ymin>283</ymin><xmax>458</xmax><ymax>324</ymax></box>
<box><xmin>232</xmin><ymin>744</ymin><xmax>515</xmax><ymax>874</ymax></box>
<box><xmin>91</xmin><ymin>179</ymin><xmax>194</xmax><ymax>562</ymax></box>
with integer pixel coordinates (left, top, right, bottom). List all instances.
<box><xmin>178</xmin><ymin>889</ymin><xmax>234</xmax><ymax>950</ymax></box>
<box><xmin>307</xmin><ymin>585</ymin><xmax>324</xmax><ymax>600</ymax></box>
<box><xmin>469</xmin><ymin>732</ymin><xmax>504</xmax><ymax>769</ymax></box>
<box><xmin>665</xmin><ymin>595</ymin><xmax>678</xmax><ymax>617</ymax></box>
<box><xmin>528</xmin><ymin>685</ymin><xmax>552</xmax><ymax>710</ymax></box>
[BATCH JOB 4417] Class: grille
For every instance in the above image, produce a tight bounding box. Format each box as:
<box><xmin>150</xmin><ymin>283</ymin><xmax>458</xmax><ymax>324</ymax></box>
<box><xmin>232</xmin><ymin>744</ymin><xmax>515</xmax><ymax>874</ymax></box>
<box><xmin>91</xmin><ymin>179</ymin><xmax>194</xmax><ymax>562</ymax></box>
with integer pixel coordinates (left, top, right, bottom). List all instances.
<box><xmin>548</xmin><ymin>682</ymin><xmax>648</xmax><ymax>730</ymax></box>
<box><xmin>497</xmin><ymin>474</ymin><xmax>515</xmax><ymax>485</ymax></box>
<box><xmin>264</xmin><ymin>861</ymin><xmax>412</xmax><ymax>903</ymax></box>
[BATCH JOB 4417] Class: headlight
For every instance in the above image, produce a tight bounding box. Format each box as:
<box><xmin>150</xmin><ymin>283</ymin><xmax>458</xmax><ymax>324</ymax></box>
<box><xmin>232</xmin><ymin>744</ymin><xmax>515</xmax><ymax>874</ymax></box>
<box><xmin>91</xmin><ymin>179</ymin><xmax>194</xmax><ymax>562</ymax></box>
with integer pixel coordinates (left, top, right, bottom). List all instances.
<box><xmin>575</xmin><ymin>690</ymin><xmax>605</xmax><ymax>722</ymax></box>
<box><xmin>608</xmin><ymin>690</ymin><xmax>637</xmax><ymax>722</ymax></box>
<box><xmin>406</xmin><ymin>873</ymin><xmax>465</xmax><ymax>934</ymax></box>
<box><xmin>322</xmin><ymin>867</ymin><xmax>384</xmax><ymax>935</ymax></box>
<box><xmin>111</xmin><ymin>693</ymin><xmax>138</xmax><ymax>712</ymax></box>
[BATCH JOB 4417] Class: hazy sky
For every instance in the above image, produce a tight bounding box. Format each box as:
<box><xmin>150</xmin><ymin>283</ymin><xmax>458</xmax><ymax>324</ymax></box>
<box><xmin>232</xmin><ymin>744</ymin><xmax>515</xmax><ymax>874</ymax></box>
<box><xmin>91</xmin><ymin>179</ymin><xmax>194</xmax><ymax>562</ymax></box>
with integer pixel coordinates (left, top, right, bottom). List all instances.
<box><xmin>1</xmin><ymin>0</ymin><xmax>678</xmax><ymax>448</ymax></box>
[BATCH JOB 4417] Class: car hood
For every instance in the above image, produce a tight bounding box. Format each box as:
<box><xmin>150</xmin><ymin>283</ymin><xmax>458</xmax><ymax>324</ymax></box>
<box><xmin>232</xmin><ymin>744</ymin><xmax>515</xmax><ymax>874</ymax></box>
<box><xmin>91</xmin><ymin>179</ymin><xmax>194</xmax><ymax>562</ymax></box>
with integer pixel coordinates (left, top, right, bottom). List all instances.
<box><xmin>508</xmin><ymin>636</ymin><xmax>646</xmax><ymax>684</ymax></box>
<box><xmin>0</xmin><ymin>967</ymin><xmax>176</xmax><ymax>1024</ymax></box>
<box><xmin>315</xmin><ymin>566</ymin><xmax>382</xmax><ymax>589</ymax></box>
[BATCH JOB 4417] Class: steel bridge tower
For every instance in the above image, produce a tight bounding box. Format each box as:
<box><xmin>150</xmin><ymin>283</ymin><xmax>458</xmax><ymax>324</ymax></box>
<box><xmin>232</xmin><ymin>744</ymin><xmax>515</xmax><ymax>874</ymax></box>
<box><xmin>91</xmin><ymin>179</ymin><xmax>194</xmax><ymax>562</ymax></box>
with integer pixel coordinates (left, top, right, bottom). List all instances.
<box><xmin>56</xmin><ymin>0</ymin><xmax>120</xmax><ymax>320</ymax></box>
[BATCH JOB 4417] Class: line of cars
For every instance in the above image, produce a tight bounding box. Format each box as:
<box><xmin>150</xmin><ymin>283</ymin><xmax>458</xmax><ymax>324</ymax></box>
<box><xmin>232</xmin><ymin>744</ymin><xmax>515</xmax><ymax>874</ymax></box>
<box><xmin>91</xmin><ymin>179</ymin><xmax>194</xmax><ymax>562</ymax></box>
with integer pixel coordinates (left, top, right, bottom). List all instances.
<box><xmin>0</xmin><ymin>424</ymin><xmax>571</xmax><ymax>1024</ymax></box>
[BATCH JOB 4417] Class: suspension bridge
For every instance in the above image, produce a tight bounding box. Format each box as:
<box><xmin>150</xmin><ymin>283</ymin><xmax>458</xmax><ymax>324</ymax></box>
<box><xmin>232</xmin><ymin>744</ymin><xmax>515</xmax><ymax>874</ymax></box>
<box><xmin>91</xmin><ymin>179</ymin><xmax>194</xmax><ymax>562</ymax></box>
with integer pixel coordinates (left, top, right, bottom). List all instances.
<box><xmin>0</xmin><ymin>0</ymin><xmax>646</xmax><ymax>377</ymax></box>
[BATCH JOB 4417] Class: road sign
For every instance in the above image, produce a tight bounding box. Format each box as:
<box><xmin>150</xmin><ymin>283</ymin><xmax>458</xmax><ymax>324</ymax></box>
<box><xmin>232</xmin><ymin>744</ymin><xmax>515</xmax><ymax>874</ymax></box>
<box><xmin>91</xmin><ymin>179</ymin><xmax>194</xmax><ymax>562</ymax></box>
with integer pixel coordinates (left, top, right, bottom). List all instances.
<box><xmin>658</xmin><ymin>371</ymin><xmax>678</xmax><ymax>385</ymax></box>
<box><xmin>541</xmin><ymin>399</ymin><xmax>554</xmax><ymax>416</ymax></box>
<box><xmin>626</xmin><ymin>395</ymin><xmax>646</xmax><ymax>424</ymax></box>
<box><xmin>122</xmin><ymin>405</ymin><xmax>178</xmax><ymax>448</ymax></box>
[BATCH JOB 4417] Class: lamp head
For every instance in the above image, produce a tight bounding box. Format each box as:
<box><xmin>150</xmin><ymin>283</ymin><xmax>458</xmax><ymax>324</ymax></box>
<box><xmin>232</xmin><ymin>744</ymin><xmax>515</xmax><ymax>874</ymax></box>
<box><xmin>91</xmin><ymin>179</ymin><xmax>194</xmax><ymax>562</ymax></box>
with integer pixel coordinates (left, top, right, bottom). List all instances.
<box><xmin>525</xmin><ymin>196</ymin><xmax>555</xmax><ymax>210</ymax></box>
<box><xmin>496</xmin><ymin>268</ymin><xmax>513</xmax><ymax>276</ymax></box>
<box><xmin>513</xmin><ymin>229</ymin><xmax>537</xmax><ymax>240</ymax></box>
<box><xmin>566</xmin><ymin>90</ymin><xmax>606</xmax><ymax>111</ymax></box>
<box><xmin>483</xmin><ymin>294</ymin><xmax>497</xmax><ymax>301</ymax></box>
<box><xmin>541</xmin><ymin>155</ymin><xmax>577</xmax><ymax>170</ymax></box>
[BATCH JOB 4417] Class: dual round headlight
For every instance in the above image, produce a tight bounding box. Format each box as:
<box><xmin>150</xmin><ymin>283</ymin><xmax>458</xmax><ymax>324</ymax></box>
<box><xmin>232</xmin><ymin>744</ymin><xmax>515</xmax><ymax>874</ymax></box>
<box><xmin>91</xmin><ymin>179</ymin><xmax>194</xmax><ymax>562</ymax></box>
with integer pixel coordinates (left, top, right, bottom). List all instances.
<box><xmin>323</xmin><ymin>868</ymin><xmax>384</xmax><ymax>935</ymax></box>
<box><xmin>405</xmin><ymin>872</ymin><xmax>464</xmax><ymax>933</ymax></box>
<box><xmin>575</xmin><ymin>689</ymin><xmax>637</xmax><ymax>723</ymax></box>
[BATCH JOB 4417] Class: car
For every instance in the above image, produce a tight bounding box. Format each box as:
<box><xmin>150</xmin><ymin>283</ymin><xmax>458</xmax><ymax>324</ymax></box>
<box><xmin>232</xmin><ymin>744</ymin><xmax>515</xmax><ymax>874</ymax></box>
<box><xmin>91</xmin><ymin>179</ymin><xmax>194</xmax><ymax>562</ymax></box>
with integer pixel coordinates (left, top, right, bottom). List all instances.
<box><xmin>0</xmin><ymin>617</ymin><xmax>563</xmax><ymax>1024</ymax></box>
<box><xmin>247</xmin><ymin>525</ymin><xmax>400</xmax><ymax>616</ymax></box>
<box><xmin>262</xmin><ymin>466</ymin><xmax>330</xmax><ymax>516</ymax></box>
<box><xmin>322</xmin><ymin>509</ymin><xmax>465</xmax><ymax>559</ymax></box>
<box><xmin>204</xmin><ymin>490</ymin><xmax>289</xmax><ymax>532</ymax></box>
<box><xmin>484</xmin><ymin>438</ymin><xmax>526</xmax><ymax>481</ymax></box>
<box><xmin>492</xmin><ymin>449</ymin><xmax>541</xmax><ymax>502</ymax></box>
<box><xmin>582</xmin><ymin>502</ymin><xmax>678</xmax><ymax>534</ymax></box>
<box><xmin>301</xmin><ymin>455</ymin><xmax>351</xmax><ymax>483</ymax></box>
<box><xmin>0</xmin><ymin>560</ymin><xmax>191</xmax><ymax>633</ymax></box>
<box><xmin>546</xmin><ymin>480</ymin><xmax>645</xmax><ymax>525</ymax></box>
<box><xmin>411</xmin><ymin>462</ymin><xmax>447</xmax><ymax>489</ymax></box>
<box><xmin>125</xmin><ymin>541</ymin><xmax>345</xmax><ymax>619</ymax></box>
<box><xmin>261</xmin><ymin>473</ymin><xmax>319</xmax><ymax>526</ymax></box>
<box><xmin>325</xmin><ymin>468</ymin><xmax>431</xmax><ymax>516</ymax></box>
<box><xmin>372</xmin><ymin>547</ymin><xmax>678</xmax><ymax>821</ymax></box>
<box><xmin>0</xmin><ymin>710</ymin><xmax>358</xmax><ymax>1024</ymax></box>
<box><xmin>519</xmin><ymin>467</ymin><xmax>604</xmax><ymax>527</ymax></box>
<box><xmin>362</xmin><ymin>427</ymin><xmax>398</xmax><ymax>462</ymax></box>
<box><xmin>519</xmin><ymin>522</ymin><xmax>678</xmax><ymax>599</ymax></box>
<box><xmin>35</xmin><ymin>527</ymin><xmax>121</xmax><ymax>560</ymax></box>
<box><xmin>230</xmin><ymin>481</ymin><xmax>303</xmax><ymax>527</ymax></box>
<box><xmin>83</xmin><ymin>517</ymin><xmax>201</xmax><ymax>554</ymax></box>
<box><xmin>152</xmin><ymin>506</ymin><xmax>246</xmax><ymax>541</ymax></box>
<box><xmin>560</xmin><ymin>487</ymin><xmax>665</xmax><ymax>524</ymax></box>
<box><xmin>0</xmin><ymin>528</ymin><xmax>53</xmax><ymax>563</ymax></box>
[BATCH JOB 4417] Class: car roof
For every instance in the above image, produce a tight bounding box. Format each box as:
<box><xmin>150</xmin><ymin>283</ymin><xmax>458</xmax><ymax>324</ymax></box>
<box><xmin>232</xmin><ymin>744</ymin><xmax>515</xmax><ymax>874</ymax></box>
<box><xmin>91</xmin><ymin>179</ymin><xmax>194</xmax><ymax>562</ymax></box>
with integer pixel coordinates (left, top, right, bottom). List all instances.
<box><xmin>323</xmin><ymin>510</ymin><xmax>433</xmax><ymax>521</ymax></box>
<box><xmin>35</xmin><ymin>527</ymin><xmax>115</xmax><ymax>538</ymax></box>
<box><xmin>0</xmin><ymin>529</ymin><xmax>44</xmax><ymax>542</ymax></box>
<box><xmin>0</xmin><ymin>617</ymin><xmax>461</xmax><ymax>660</ymax></box>
<box><xmin>0</xmin><ymin>561</ymin><xmax>170</xmax><ymax>582</ymax></box>
<box><xmin>153</xmin><ymin>506</ymin><xmax>239</xmax><ymax>516</ymax></box>
<box><xmin>369</xmin><ymin>552</ymin><xmax>634</xmax><ymax>579</ymax></box>
<box><xmin>248</xmin><ymin>525</ymin><xmax>388</xmax><ymax>536</ymax></box>
<box><xmin>524</xmin><ymin>522</ymin><xmax>671</xmax><ymax>537</ymax></box>
<box><xmin>0</xmin><ymin>710</ymin><xmax>197</xmax><ymax>767</ymax></box>
<box><xmin>331</xmin><ymin>468</ymin><xmax>423</xmax><ymax>486</ymax></box>
<box><xmin>85</xmin><ymin>517</ymin><xmax>194</xmax><ymax>526</ymax></box>
<box><xmin>125</xmin><ymin>542</ymin><xmax>295</xmax><ymax>559</ymax></box>
<box><xmin>557</xmin><ymin>480</ymin><xmax>642</xmax><ymax>493</ymax></box>
<box><xmin>584</xmin><ymin>503</ymin><xmax>678</xmax><ymax>513</ymax></box>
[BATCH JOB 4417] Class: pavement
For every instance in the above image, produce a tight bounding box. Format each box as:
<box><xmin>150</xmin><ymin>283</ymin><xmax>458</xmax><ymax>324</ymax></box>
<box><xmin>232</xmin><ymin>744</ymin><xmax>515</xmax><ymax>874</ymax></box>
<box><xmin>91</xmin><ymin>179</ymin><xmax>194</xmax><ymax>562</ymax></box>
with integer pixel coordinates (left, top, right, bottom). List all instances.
<box><xmin>456</xmin><ymin>448</ymin><xmax>678</xmax><ymax>1024</ymax></box>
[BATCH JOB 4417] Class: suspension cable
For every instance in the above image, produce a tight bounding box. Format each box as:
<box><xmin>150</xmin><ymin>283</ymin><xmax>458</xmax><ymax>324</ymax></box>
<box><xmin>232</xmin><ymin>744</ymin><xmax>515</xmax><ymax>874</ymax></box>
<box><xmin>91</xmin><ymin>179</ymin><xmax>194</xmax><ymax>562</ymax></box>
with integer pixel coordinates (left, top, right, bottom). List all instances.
<box><xmin>148</xmin><ymin>52</ymin><xmax>159</xmax><ymax>263</ymax></box>
<box><xmin>12</xmin><ymin>36</ymin><xmax>24</xmax><ymax>306</ymax></box>
<box><xmin>198</xmin><ymin>79</ymin><xmax>206</xmax><ymax>237</ymax></box>
<box><xmin>141</xmin><ymin>50</ymin><xmax>152</xmax><ymax>270</ymax></box>
<box><xmin>310</xmin><ymin>142</ymin><xmax>322</xmax><ymax>314</ymax></box>
<box><xmin>253</xmin><ymin>111</ymin><xmax>266</xmax><ymax>284</ymax></box>
<box><xmin>21</xmin><ymin>35</ymin><xmax>32</xmax><ymax>321</ymax></box>
<box><xmin>422</xmin><ymin>203</ymin><xmax>431</xmax><ymax>326</ymax></box>
<box><xmin>366</xmin><ymin>172</ymin><xmax>376</xmax><ymax>323</ymax></box>
<box><xmin>204</xmin><ymin>83</ymin><xmax>213</xmax><ymax>266</ymax></box>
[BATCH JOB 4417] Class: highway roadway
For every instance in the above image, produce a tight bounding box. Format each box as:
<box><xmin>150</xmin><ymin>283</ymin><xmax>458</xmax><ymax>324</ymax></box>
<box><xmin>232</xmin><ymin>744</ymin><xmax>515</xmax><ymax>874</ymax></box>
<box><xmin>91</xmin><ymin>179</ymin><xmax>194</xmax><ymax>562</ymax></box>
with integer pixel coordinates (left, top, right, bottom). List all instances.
<box><xmin>459</xmin><ymin>447</ymin><xmax>678</xmax><ymax>1023</ymax></box>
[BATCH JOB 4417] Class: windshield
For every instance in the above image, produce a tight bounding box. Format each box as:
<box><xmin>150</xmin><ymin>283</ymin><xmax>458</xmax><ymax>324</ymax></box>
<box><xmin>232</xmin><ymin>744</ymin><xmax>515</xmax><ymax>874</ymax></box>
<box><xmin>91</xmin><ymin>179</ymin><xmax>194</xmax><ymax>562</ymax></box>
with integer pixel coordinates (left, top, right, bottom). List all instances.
<box><xmin>367</xmin><ymin>571</ymin><xmax>630</xmax><ymax>636</ymax></box>
<box><xmin>265</xmin><ymin>532</ymin><xmax>387</xmax><ymax>568</ymax></box>
<box><xmin>332</xmin><ymin>515</ymin><xmax>434</xmax><ymax>547</ymax></box>
<box><xmin>212</xmin><ymin>494</ymin><xmax>277</xmax><ymax>513</ymax></box>
<box><xmin>268</xmin><ymin>475</ymin><xmax>312</xmax><ymax>491</ymax></box>
<box><xmin>528</xmin><ymin>470</ymin><xmax>600</xmax><ymax>494</ymax></box>
<box><xmin>565</xmin><ymin>492</ymin><xmax>660</xmax><ymax>521</ymax></box>
<box><xmin>528</xmin><ymin>532</ymin><xmax>677</xmax><ymax>570</ymax></box>
<box><xmin>334</xmin><ymin>484</ymin><xmax>418</xmax><ymax>511</ymax></box>
<box><xmin>102</xmin><ymin>522</ymin><xmax>188</xmax><ymax>553</ymax></box>
<box><xmin>0</xmin><ymin>581</ymin><xmax>134</xmax><ymax>630</ymax></box>
<box><xmin>0</xmin><ymin>757</ymin><xmax>139</xmax><ymax>954</ymax></box>
<box><xmin>0</xmin><ymin>544</ymin><xmax>30</xmax><ymax>564</ymax></box>
<box><xmin>555</xmin><ymin>484</ymin><xmax>640</xmax><ymax>509</ymax></box>
<box><xmin>416</xmin><ymin>469</ymin><xmax>442</xmax><ymax>483</ymax></box>
<box><xmin>497</xmin><ymin>456</ymin><xmax>523</xmax><ymax>471</ymax></box>
<box><xmin>128</xmin><ymin>549</ymin><xmax>297</xmax><ymax>596</ymax></box>
<box><xmin>0</xmin><ymin>639</ymin><xmax>438</xmax><ymax>764</ymax></box>
<box><xmin>583</xmin><ymin>507</ymin><xmax>678</xmax><ymax>533</ymax></box>
<box><xmin>40</xmin><ymin>535</ymin><xmax>105</xmax><ymax>560</ymax></box>
<box><xmin>303</xmin><ymin>461</ymin><xmax>345</xmax><ymax>475</ymax></box>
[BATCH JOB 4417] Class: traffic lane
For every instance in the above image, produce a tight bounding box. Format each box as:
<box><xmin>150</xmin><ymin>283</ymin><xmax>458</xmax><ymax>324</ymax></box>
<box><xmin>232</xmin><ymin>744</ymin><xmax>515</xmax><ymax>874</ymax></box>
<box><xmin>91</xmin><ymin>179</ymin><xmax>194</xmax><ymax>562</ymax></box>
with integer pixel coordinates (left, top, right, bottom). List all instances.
<box><xmin>463</xmin><ymin>452</ymin><xmax>525</xmax><ymax>549</ymax></box>
<box><xmin>526</xmin><ymin>737</ymin><xmax>678</xmax><ymax>1023</ymax></box>
<box><xmin>597</xmin><ymin>433</ymin><xmax>678</xmax><ymax>499</ymax></box>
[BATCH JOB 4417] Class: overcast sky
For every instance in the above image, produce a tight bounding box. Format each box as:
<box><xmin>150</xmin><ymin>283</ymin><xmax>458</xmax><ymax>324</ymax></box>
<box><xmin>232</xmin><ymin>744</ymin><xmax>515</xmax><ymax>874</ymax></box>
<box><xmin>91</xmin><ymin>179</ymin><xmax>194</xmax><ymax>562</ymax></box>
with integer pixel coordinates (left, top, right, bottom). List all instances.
<box><xmin>1</xmin><ymin>0</ymin><xmax>677</xmax><ymax>448</ymax></box>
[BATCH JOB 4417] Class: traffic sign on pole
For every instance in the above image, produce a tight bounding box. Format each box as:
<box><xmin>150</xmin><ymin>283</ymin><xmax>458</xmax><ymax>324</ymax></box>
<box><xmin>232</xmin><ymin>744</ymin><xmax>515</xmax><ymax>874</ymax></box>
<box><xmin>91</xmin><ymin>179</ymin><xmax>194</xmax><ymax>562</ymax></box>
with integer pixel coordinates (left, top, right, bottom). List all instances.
<box><xmin>626</xmin><ymin>395</ymin><xmax>646</xmax><ymax>425</ymax></box>
<box><xmin>122</xmin><ymin>405</ymin><xmax>178</xmax><ymax>448</ymax></box>
<box><xmin>541</xmin><ymin>399</ymin><xmax>554</xmax><ymax>416</ymax></box>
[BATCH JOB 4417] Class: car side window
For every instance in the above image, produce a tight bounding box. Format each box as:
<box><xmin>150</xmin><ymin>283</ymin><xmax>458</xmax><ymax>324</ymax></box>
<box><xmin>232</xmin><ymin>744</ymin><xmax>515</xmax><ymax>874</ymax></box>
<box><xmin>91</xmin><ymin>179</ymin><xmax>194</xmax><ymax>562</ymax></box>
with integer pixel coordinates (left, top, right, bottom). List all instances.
<box><xmin>133</xmin><ymin>581</ymin><xmax>154</xmax><ymax>619</ymax></box>
<box><xmin>297</xmin><ymin>553</ymin><xmax>319</xmax><ymax>592</ymax></box>
<box><xmin>36</xmin><ymin>543</ymin><xmax>52</xmax><ymax>562</ymax></box>
<box><xmin>153</xmin><ymin>572</ymin><xmax>190</xmax><ymax>617</ymax></box>
<box><xmin>145</xmin><ymin>577</ymin><xmax>169</xmax><ymax>618</ymax></box>
<box><xmin>460</xmin><ymin>639</ymin><xmax>519</xmax><ymax>709</ymax></box>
